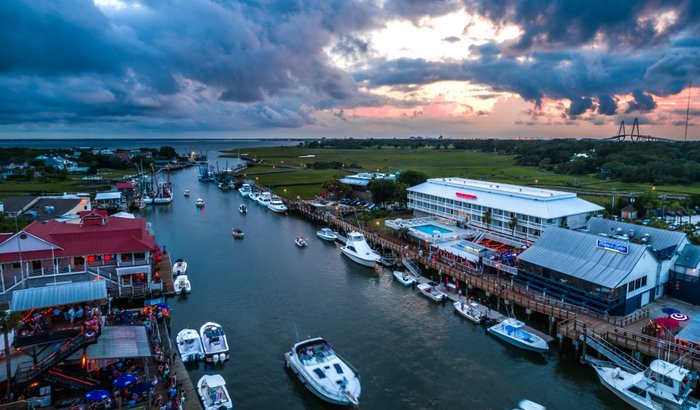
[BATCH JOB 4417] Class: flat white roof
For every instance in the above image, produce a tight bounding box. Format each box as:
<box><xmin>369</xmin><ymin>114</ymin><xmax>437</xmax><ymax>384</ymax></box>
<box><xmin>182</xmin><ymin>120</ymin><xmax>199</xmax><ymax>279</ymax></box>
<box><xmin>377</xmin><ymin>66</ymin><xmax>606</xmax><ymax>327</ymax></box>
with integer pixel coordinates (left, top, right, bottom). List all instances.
<box><xmin>95</xmin><ymin>192</ymin><xmax>121</xmax><ymax>200</ymax></box>
<box><xmin>408</xmin><ymin>178</ymin><xmax>603</xmax><ymax>219</ymax></box>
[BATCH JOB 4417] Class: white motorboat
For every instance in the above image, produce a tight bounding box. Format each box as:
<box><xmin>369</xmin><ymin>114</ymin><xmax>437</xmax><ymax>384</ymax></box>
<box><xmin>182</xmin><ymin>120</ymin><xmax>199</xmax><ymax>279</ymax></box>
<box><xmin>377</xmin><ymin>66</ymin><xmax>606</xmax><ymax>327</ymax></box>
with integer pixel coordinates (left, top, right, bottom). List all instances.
<box><xmin>417</xmin><ymin>281</ymin><xmax>446</xmax><ymax>302</ymax></box>
<box><xmin>340</xmin><ymin>231</ymin><xmax>381</xmax><ymax>267</ymax></box>
<box><xmin>295</xmin><ymin>237</ymin><xmax>308</xmax><ymax>247</ymax></box>
<box><xmin>268</xmin><ymin>198</ymin><xmax>288</xmax><ymax>213</ymax></box>
<box><xmin>590</xmin><ymin>358</ymin><xmax>700</xmax><ymax>410</ymax></box>
<box><xmin>238</xmin><ymin>183</ymin><xmax>252</xmax><ymax>198</ymax></box>
<box><xmin>239</xmin><ymin>204</ymin><xmax>247</xmax><ymax>214</ymax></box>
<box><xmin>256</xmin><ymin>191</ymin><xmax>272</xmax><ymax>207</ymax></box>
<box><xmin>393</xmin><ymin>270</ymin><xmax>416</xmax><ymax>286</ymax></box>
<box><xmin>316</xmin><ymin>228</ymin><xmax>338</xmax><ymax>242</ymax></box>
<box><xmin>200</xmin><ymin>322</ymin><xmax>230</xmax><ymax>363</ymax></box>
<box><xmin>197</xmin><ymin>374</ymin><xmax>233</xmax><ymax>410</ymax></box>
<box><xmin>184</xmin><ymin>190</ymin><xmax>191</xmax><ymax>197</ymax></box>
<box><xmin>249</xmin><ymin>191</ymin><xmax>260</xmax><ymax>201</ymax></box>
<box><xmin>196</xmin><ymin>198</ymin><xmax>205</xmax><ymax>207</ymax></box>
<box><xmin>512</xmin><ymin>400</ymin><xmax>546</xmax><ymax>410</ymax></box>
<box><xmin>284</xmin><ymin>337</ymin><xmax>361</xmax><ymax>406</ymax></box>
<box><xmin>172</xmin><ymin>259</ymin><xmax>187</xmax><ymax>276</ymax></box>
<box><xmin>453</xmin><ymin>301</ymin><xmax>486</xmax><ymax>324</ymax></box>
<box><xmin>174</xmin><ymin>275</ymin><xmax>191</xmax><ymax>295</ymax></box>
<box><xmin>232</xmin><ymin>228</ymin><xmax>244</xmax><ymax>239</ymax></box>
<box><xmin>176</xmin><ymin>328</ymin><xmax>204</xmax><ymax>363</ymax></box>
<box><xmin>487</xmin><ymin>318</ymin><xmax>549</xmax><ymax>353</ymax></box>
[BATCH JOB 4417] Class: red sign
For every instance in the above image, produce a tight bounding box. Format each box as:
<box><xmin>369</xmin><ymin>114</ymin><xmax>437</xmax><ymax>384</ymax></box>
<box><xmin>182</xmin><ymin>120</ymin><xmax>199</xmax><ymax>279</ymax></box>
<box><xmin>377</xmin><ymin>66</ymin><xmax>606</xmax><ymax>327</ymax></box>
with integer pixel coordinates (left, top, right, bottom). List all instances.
<box><xmin>456</xmin><ymin>192</ymin><xmax>477</xmax><ymax>200</ymax></box>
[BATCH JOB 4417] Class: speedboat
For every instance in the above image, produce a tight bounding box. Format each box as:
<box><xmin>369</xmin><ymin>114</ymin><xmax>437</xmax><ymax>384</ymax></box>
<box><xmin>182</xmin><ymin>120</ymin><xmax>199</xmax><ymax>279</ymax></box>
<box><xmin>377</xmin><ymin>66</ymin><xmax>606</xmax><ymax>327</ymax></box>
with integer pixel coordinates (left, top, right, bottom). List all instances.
<box><xmin>284</xmin><ymin>337</ymin><xmax>361</xmax><ymax>406</ymax></box>
<box><xmin>453</xmin><ymin>300</ymin><xmax>486</xmax><ymax>324</ymax></box>
<box><xmin>200</xmin><ymin>322</ymin><xmax>230</xmax><ymax>363</ymax></box>
<box><xmin>249</xmin><ymin>191</ymin><xmax>260</xmax><ymax>202</ymax></box>
<box><xmin>512</xmin><ymin>400</ymin><xmax>546</xmax><ymax>410</ymax></box>
<box><xmin>590</xmin><ymin>358</ymin><xmax>700</xmax><ymax>410</ymax></box>
<box><xmin>239</xmin><ymin>204</ymin><xmax>247</xmax><ymax>214</ymax></box>
<box><xmin>487</xmin><ymin>318</ymin><xmax>549</xmax><ymax>353</ymax></box>
<box><xmin>316</xmin><ymin>228</ymin><xmax>338</xmax><ymax>242</ymax></box>
<box><xmin>176</xmin><ymin>329</ymin><xmax>204</xmax><ymax>363</ymax></box>
<box><xmin>256</xmin><ymin>191</ymin><xmax>272</xmax><ymax>207</ymax></box>
<box><xmin>295</xmin><ymin>237</ymin><xmax>308</xmax><ymax>247</ymax></box>
<box><xmin>268</xmin><ymin>198</ymin><xmax>288</xmax><ymax>213</ymax></box>
<box><xmin>174</xmin><ymin>275</ymin><xmax>191</xmax><ymax>295</ymax></box>
<box><xmin>197</xmin><ymin>374</ymin><xmax>233</xmax><ymax>410</ymax></box>
<box><xmin>184</xmin><ymin>190</ymin><xmax>191</xmax><ymax>197</ymax></box>
<box><xmin>196</xmin><ymin>198</ymin><xmax>205</xmax><ymax>207</ymax></box>
<box><xmin>417</xmin><ymin>281</ymin><xmax>446</xmax><ymax>302</ymax></box>
<box><xmin>232</xmin><ymin>228</ymin><xmax>244</xmax><ymax>239</ymax></box>
<box><xmin>393</xmin><ymin>270</ymin><xmax>416</xmax><ymax>286</ymax></box>
<box><xmin>238</xmin><ymin>183</ymin><xmax>252</xmax><ymax>198</ymax></box>
<box><xmin>172</xmin><ymin>259</ymin><xmax>187</xmax><ymax>276</ymax></box>
<box><xmin>340</xmin><ymin>231</ymin><xmax>381</xmax><ymax>267</ymax></box>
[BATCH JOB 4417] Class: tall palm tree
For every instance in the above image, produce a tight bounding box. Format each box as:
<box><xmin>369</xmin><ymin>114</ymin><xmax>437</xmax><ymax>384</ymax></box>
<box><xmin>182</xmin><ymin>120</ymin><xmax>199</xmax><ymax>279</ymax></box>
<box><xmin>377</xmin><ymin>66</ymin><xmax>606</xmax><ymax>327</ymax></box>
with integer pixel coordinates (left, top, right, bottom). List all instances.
<box><xmin>483</xmin><ymin>209</ymin><xmax>492</xmax><ymax>230</ymax></box>
<box><xmin>1</xmin><ymin>309</ymin><xmax>21</xmax><ymax>395</ymax></box>
<box><xmin>508</xmin><ymin>214</ymin><xmax>518</xmax><ymax>237</ymax></box>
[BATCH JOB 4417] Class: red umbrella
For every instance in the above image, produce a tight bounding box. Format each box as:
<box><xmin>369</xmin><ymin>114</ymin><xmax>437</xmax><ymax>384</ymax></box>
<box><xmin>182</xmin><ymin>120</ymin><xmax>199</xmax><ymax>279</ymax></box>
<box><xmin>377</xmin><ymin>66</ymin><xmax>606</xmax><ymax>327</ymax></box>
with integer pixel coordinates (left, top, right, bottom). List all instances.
<box><xmin>670</xmin><ymin>313</ymin><xmax>690</xmax><ymax>322</ymax></box>
<box><xmin>654</xmin><ymin>317</ymin><xmax>680</xmax><ymax>328</ymax></box>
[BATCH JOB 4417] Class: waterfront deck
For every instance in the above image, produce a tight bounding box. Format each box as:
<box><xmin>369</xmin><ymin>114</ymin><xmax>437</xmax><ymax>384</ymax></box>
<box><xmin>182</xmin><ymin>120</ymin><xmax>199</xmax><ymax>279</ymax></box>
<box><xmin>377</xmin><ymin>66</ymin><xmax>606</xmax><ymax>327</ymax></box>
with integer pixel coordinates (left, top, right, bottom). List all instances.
<box><xmin>160</xmin><ymin>251</ymin><xmax>175</xmax><ymax>295</ymax></box>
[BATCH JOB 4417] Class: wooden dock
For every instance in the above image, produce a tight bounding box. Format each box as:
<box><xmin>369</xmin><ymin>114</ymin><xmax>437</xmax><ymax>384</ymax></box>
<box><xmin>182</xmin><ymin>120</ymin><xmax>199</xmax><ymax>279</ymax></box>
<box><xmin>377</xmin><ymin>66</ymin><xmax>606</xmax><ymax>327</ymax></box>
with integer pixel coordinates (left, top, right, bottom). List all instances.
<box><xmin>160</xmin><ymin>251</ymin><xmax>175</xmax><ymax>295</ymax></box>
<box><xmin>157</xmin><ymin>320</ymin><xmax>201</xmax><ymax>410</ymax></box>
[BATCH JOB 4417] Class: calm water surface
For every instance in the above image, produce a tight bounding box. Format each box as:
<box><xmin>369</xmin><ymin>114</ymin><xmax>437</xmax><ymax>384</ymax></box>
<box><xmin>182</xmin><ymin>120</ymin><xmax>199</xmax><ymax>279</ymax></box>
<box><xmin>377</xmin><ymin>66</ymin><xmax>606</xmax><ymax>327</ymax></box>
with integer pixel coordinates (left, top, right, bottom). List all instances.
<box><xmin>139</xmin><ymin>148</ymin><xmax>620</xmax><ymax>410</ymax></box>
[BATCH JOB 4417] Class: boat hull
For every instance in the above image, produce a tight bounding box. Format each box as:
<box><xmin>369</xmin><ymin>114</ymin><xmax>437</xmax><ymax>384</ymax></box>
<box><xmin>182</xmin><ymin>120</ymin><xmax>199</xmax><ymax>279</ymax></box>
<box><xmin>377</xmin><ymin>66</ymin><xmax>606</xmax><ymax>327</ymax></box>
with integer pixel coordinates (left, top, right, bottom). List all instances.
<box><xmin>284</xmin><ymin>352</ymin><xmax>357</xmax><ymax>406</ymax></box>
<box><xmin>453</xmin><ymin>302</ymin><xmax>483</xmax><ymax>324</ymax></box>
<box><xmin>487</xmin><ymin>327</ymin><xmax>548</xmax><ymax>353</ymax></box>
<box><xmin>268</xmin><ymin>206</ymin><xmax>287</xmax><ymax>213</ymax></box>
<box><xmin>418</xmin><ymin>288</ymin><xmax>445</xmax><ymax>302</ymax></box>
<box><xmin>316</xmin><ymin>232</ymin><xmax>337</xmax><ymax>242</ymax></box>
<box><xmin>393</xmin><ymin>271</ymin><xmax>416</xmax><ymax>286</ymax></box>
<box><xmin>341</xmin><ymin>248</ymin><xmax>378</xmax><ymax>267</ymax></box>
<box><xmin>593</xmin><ymin>367</ymin><xmax>656</xmax><ymax>410</ymax></box>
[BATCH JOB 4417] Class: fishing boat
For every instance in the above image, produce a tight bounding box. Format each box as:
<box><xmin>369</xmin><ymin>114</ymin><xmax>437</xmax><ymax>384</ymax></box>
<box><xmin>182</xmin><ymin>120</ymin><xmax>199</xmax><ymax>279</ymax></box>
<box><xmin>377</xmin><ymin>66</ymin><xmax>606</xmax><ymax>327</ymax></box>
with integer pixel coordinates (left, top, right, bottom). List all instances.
<box><xmin>184</xmin><ymin>190</ymin><xmax>191</xmax><ymax>197</ymax></box>
<box><xmin>197</xmin><ymin>374</ymin><xmax>233</xmax><ymax>410</ymax></box>
<box><xmin>284</xmin><ymin>337</ymin><xmax>361</xmax><ymax>406</ymax></box>
<box><xmin>232</xmin><ymin>228</ymin><xmax>244</xmax><ymax>239</ymax></box>
<box><xmin>453</xmin><ymin>300</ymin><xmax>486</xmax><ymax>324</ymax></box>
<box><xmin>295</xmin><ymin>237</ymin><xmax>308</xmax><ymax>247</ymax></box>
<box><xmin>172</xmin><ymin>259</ymin><xmax>188</xmax><ymax>276</ymax></box>
<box><xmin>176</xmin><ymin>329</ymin><xmax>204</xmax><ymax>363</ymax></box>
<box><xmin>238</xmin><ymin>183</ymin><xmax>252</xmax><ymax>197</ymax></box>
<box><xmin>417</xmin><ymin>282</ymin><xmax>446</xmax><ymax>302</ymax></box>
<box><xmin>268</xmin><ymin>198</ymin><xmax>288</xmax><ymax>213</ymax></box>
<box><xmin>200</xmin><ymin>322</ymin><xmax>230</xmax><ymax>363</ymax></box>
<box><xmin>144</xmin><ymin>171</ymin><xmax>173</xmax><ymax>204</ymax></box>
<box><xmin>340</xmin><ymin>231</ymin><xmax>381</xmax><ymax>267</ymax></box>
<box><xmin>316</xmin><ymin>228</ymin><xmax>338</xmax><ymax>242</ymax></box>
<box><xmin>174</xmin><ymin>275</ymin><xmax>191</xmax><ymax>295</ymax></box>
<box><xmin>487</xmin><ymin>318</ymin><xmax>549</xmax><ymax>353</ymax></box>
<box><xmin>590</xmin><ymin>358</ymin><xmax>700</xmax><ymax>410</ymax></box>
<box><xmin>239</xmin><ymin>204</ymin><xmax>247</xmax><ymax>214</ymax></box>
<box><xmin>393</xmin><ymin>270</ymin><xmax>416</xmax><ymax>286</ymax></box>
<box><xmin>196</xmin><ymin>198</ymin><xmax>205</xmax><ymax>207</ymax></box>
<box><xmin>256</xmin><ymin>191</ymin><xmax>272</xmax><ymax>207</ymax></box>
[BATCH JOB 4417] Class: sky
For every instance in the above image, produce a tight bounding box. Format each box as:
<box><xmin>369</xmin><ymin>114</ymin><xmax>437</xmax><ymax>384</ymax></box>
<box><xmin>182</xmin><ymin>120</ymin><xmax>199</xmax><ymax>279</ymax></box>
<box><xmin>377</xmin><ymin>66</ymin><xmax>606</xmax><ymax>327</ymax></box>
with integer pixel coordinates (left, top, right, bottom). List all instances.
<box><xmin>0</xmin><ymin>0</ymin><xmax>698</xmax><ymax>140</ymax></box>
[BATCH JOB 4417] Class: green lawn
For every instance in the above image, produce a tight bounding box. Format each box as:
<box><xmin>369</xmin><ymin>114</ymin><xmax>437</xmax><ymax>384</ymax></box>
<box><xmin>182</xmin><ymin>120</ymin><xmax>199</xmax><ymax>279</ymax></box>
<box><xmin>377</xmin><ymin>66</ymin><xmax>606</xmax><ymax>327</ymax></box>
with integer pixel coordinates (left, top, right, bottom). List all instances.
<box><xmin>0</xmin><ymin>168</ymin><xmax>136</xmax><ymax>197</ymax></box>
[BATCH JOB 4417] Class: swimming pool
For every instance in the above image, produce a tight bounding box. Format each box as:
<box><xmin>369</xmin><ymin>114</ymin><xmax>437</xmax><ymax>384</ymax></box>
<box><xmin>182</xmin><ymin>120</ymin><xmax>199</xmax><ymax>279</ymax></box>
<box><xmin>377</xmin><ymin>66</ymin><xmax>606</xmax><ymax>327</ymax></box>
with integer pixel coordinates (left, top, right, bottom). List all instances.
<box><xmin>412</xmin><ymin>224</ymin><xmax>453</xmax><ymax>235</ymax></box>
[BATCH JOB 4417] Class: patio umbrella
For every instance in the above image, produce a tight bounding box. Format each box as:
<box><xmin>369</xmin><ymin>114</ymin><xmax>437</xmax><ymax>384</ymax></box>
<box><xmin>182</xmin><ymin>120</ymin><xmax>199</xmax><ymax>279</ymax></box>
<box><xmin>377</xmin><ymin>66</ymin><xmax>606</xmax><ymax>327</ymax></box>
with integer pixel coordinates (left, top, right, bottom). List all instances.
<box><xmin>662</xmin><ymin>307</ymin><xmax>682</xmax><ymax>315</ymax></box>
<box><xmin>129</xmin><ymin>382</ymin><xmax>151</xmax><ymax>396</ymax></box>
<box><xmin>113</xmin><ymin>374</ymin><xmax>137</xmax><ymax>387</ymax></box>
<box><xmin>654</xmin><ymin>317</ymin><xmax>680</xmax><ymax>328</ymax></box>
<box><xmin>671</xmin><ymin>313</ymin><xmax>690</xmax><ymax>322</ymax></box>
<box><xmin>157</xmin><ymin>304</ymin><xmax>170</xmax><ymax>310</ymax></box>
<box><xmin>85</xmin><ymin>390</ymin><xmax>110</xmax><ymax>401</ymax></box>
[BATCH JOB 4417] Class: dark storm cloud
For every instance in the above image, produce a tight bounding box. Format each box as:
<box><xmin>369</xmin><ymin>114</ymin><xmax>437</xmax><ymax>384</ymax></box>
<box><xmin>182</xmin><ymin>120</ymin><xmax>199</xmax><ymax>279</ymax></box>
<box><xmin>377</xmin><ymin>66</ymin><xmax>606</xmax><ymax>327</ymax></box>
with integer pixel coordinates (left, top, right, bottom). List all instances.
<box><xmin>625</xmin><ymin>90</ymin><xmax>657</xmax><ymax>113</ymax></box>
<box><xmin>596</xmin><ymin>95</ymin><xmax>618</xmax><ymax>115</ymax></box>
<box><xmin>568</xmin><ymin>97</ymin><xmax>593</xmax><ymax>117</ymax></box>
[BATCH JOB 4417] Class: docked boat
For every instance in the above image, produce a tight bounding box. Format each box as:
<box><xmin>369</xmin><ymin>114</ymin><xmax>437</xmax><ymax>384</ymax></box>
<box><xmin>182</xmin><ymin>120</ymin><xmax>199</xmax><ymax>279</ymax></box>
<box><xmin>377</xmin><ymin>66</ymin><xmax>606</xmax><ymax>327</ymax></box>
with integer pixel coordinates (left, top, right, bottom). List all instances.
<box><xmin>144</xmin><ymin>171</ymin><xmax>173</xmax><ymax>204</ymax></box>
<box><xmin>172</xmin><ymin>259</ymin><xmax>188</xmax><ymax>276</ymax></box>
<box><xmin>239</xmin><ymin>204</ymin><xmax>247</xmax><ymax>214</ymax></box>
<box><xmin>176</xmin><ymin>328</ymin><xmax>204</xmax><ymax>363</ymax></box>
<box><xmin>268</xmin><ymin>198</ymin><xmax>288</xmax><ymax>213</ymax></box>
<box><xmin>174</xmin><ymin>275</ymin><xmax>191</xmax><ymax>295</ymax></box>
<box><xmin>232</xmin><ymin>228</ymin><xmax>244</xmax><ymax>239</ymax></box>
<box><xmin>512</xmin><ymin>400</ymin><xmax>546</xmax><ymax>410</ymax></box>
<box><xmin>417</xmin><ymin>281</ymin><xmax>446</xmax><ymax>302</ymax></box>
<box><xmin>238</xmin><ymin>183</ymin><xmax>252</xmax><ymax>198</ymax></box>
<box><xmin>340</xmin><ymin>231</ymin><xmax>381</xmax><ymax>267</ymax></box>
<box><xmin>256</xmin><ymin>191</ymin><xmax>272</xmax><ymax>207</ymax></box>
<box><xmin>487</xmin><ymin>318</ymin><xmax>549</xmax><ymax>353</ymax></box>
<box><xmin>249</xmin><ymin>191</ymin><xmax>260</xmax><ymax>202</ymax></box>
<box><xmin>284</xmin><ymin>337</ymin><xmax>361</xmax><ymax>406</ymax></box>
<box><xmin>393</xmin><ymin>270</ymin><xmax>416</xmax><ymax>286</ymax></box>
<box><xmin>295</xmin><ymin>237</ymin><xmax>308</xmax><ymax>247</ymax></box>
<box><xmin>453</xmin><ymin>300</ymin><xmax>486</xmax><ymax>324</ymax></box>
<box><xmin>197</xmin><ymin>374</ymin><xmax>233</xmax><ymax>410</ymax></box>
<box><xmin>200</xmin><ymin>322</ymin><xmax>230</xmax><ymax>363</ymax></box>
<box><xmin>184</xmin><ymin>190</ymin><xmax>191</xmax><ymax>197</ymax></box>
<box><xmin>196</xmin><ymin>198</ymin><xmax>205</xmax><ymax>207</ymax></box>
<box><xmin>316</xmin><ymin>228</ymin><xmax>338</xmax><ymax>242</ymax></box>
<box><xmin>590</xmin><ymin>358</ymin><xmax>700</xmax><ymax>410</ymax></box>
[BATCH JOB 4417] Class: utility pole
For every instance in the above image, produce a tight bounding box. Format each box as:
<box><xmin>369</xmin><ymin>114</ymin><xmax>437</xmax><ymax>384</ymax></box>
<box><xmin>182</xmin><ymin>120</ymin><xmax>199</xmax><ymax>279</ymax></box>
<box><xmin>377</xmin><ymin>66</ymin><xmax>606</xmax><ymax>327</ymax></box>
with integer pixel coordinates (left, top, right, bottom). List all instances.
<box><xmin>611</xmin><ymin>188</ymin><xmax>616</xmax><ymax>212</ymax></box>
<box><xmin>685</xmin><ymin>80</ymin><xmax>692</xmax><ymax>142</ymax></box>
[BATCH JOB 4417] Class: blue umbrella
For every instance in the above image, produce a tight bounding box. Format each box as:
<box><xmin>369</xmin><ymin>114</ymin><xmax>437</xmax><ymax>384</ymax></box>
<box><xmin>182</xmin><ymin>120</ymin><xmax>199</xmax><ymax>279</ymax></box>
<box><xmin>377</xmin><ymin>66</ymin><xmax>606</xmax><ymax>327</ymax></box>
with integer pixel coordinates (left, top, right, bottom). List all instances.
<box><xmin>113</xmin><ymin>374</ymin><xmax>137</xmax><ymax>387</ymax></box>
<box><xmin>157</xmin><ymin>304</ymin><xmax>169</xmax><ymax>309</ymax></box>
<box><xmin>129</xmin><ymin>382</ymin><xmax>151</xmax><ymax>396</ymax></box>
<box><xmin>662</xmin><ymin>307</ymin><xmax>682</xmax><ymax>315</ymax></box>
<box><xmin>85</xmin><ymin>390</ymin><xmax>110</xmax><ymax>401</ymax></box>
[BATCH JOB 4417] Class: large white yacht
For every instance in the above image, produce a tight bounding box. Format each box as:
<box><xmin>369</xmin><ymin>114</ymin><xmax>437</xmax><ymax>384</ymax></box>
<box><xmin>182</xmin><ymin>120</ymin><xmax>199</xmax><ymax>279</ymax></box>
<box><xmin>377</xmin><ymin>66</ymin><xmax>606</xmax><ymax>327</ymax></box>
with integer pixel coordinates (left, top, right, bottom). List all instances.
<box><xmin>284</xmin><ymin>337</ymin><xmax>361</xmax><ymax>406</ymax></box>
<box><xmin>340</xmin><ymin>231</ymin><xmax>381</xmax><ymax>267</ymax></box>
<box><xmin>197</xmin><ymin>374</ymin><xmax>233</xmax><ymax>410</ymax></box>
<box><xmin>268</xmin><ymin>197</ymin><xmax>288</xmax><ymax>213</ymax></box>
<box><xmin>200</xmin><ymin>322</ymin><xmax>230</xmax><ymax>363</ymax></box>
<box><xmin>176</xmin><ymin>328</ymin><xmax>204</xmax><ymax>363</ymax></box>
<box><xmin>256</xmin><ymin>191</ymin><xmax>272</xmax><ymax>207</ymax></box>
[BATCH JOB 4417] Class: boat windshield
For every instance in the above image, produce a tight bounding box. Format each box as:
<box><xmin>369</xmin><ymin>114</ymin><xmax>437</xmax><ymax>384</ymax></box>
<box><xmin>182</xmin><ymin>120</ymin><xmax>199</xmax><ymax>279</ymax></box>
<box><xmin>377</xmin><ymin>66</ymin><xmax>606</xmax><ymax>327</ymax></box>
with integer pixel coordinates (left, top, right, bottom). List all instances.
<box><xmin>297</xmin><ymin>341</ymin><xmax>336</xmax><ymax>365</ymax></box>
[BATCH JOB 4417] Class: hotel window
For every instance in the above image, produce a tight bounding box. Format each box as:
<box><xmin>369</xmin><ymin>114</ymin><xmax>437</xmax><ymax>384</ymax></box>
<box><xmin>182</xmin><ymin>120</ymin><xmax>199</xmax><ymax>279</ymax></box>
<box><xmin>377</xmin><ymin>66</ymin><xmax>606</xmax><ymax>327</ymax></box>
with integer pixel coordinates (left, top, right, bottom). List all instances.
<box><xmin>641</xmin><ymin>276</ymin><xmax>647</xmax><ymax>287</ymax></box>
<box><xmin>628</xmin><ymin>280</ymin><xmax>636</xmax><ymax>292</ymax></box>
<box><xmin>12</xmin><ymin>262</ymin><xmax>20</xmax><ymax>269</ymax></box>
<box><xmin>135</xmin><ymin>252</ymin><xmax>146</xmax><ymax>260</ymax></box>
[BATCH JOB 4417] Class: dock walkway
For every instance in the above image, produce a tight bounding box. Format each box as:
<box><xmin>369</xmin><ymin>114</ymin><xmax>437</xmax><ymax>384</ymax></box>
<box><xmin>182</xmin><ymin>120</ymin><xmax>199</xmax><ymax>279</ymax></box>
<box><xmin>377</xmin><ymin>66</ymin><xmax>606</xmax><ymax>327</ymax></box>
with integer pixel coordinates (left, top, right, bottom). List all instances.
<box><xmin>160</xmin><ymin>252</ymin><xmax>175</xmax><ymax>295</ymax></box>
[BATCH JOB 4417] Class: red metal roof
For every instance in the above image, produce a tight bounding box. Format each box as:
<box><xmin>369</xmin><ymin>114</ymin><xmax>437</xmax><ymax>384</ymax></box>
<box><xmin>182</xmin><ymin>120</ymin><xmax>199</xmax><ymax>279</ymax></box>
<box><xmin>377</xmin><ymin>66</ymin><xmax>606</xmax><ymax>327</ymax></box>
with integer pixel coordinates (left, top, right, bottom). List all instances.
<box><xmin>0</xmin><ymin>217</ymin><xmax>157</xmax><ymax>263</ymax></box>
<box><xmin>116</xmin><ymin>182</ymin><xmax>135</xmax><ymax>189</ymax></box>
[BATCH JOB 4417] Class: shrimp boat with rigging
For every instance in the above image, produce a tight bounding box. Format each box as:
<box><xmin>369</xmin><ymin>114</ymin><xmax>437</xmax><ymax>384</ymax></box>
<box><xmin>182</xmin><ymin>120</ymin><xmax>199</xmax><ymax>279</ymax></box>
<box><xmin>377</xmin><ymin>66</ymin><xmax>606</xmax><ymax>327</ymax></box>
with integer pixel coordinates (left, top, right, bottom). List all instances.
<box><xmin>144</xmin><ymin>171</ymin><xmax>173</xmax><ymax>204</ymax></box>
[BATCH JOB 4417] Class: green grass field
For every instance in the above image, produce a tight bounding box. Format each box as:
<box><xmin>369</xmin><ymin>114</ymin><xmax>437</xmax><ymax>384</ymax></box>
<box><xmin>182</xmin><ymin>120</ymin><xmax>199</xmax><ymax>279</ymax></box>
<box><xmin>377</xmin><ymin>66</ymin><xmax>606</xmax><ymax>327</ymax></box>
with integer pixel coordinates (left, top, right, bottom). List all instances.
<box><xmin>0</xmin><ymin>168</ymin><xmax>136</xmax><ymax>197</ymax></box>
<box><xmin>222</xmin><ymin>146</ymin><xmax>700</xmax><ymax>199</ymax></box>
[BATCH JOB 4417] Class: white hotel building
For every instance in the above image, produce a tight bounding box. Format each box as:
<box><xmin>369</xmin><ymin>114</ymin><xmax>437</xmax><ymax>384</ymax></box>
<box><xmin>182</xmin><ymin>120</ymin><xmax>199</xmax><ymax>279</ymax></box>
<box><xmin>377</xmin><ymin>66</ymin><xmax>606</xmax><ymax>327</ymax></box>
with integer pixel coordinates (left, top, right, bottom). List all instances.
<box><xmin>407</xmin><ymin>178</ymin><xmax>604</xmax><ymax>241</ymax></box>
